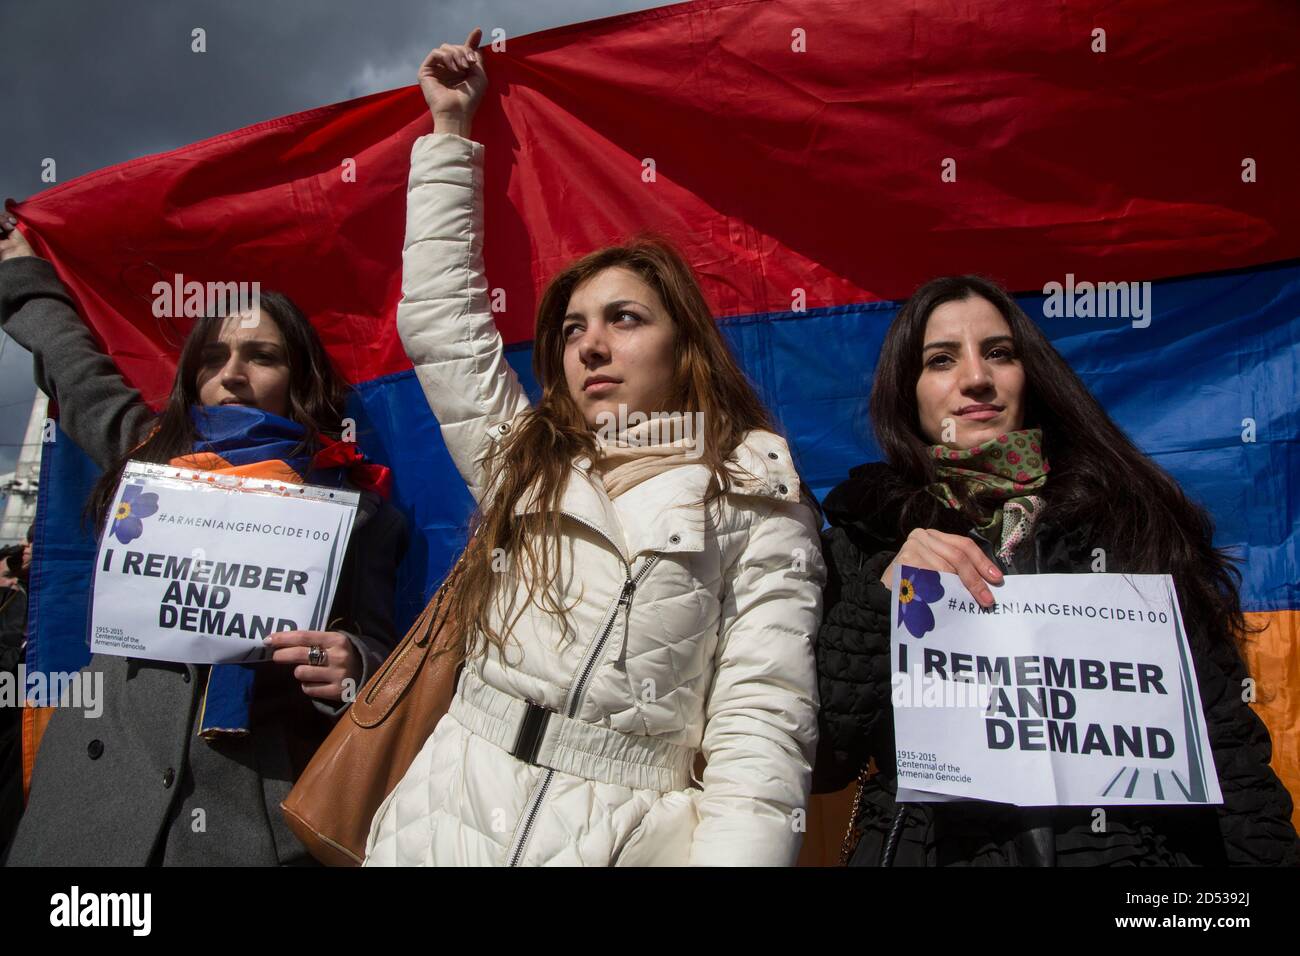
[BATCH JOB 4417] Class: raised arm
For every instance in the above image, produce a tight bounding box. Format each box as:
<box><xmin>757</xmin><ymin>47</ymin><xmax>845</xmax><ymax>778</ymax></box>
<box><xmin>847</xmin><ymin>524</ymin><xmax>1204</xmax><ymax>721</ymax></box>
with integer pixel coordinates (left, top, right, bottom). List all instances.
<box><xmin>0</xmin><ymin>217</ymin><xmax>153</xmax><ymax>469</ymax></box>
<box><xmin>396</xmin><ymin>31</ymin><xmax>530</xmax><ymax>504</ymax></box>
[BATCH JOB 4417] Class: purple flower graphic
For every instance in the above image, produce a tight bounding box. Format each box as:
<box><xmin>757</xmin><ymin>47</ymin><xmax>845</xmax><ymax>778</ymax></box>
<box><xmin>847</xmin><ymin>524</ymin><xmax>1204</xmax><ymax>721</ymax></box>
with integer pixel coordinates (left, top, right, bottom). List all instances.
<box><xmin>111</xmin><ymin>483</ymin><xmax>159</xmax><ymax>544</ymax></box>
<box><xmin>897</xmin><ymin>566</ymin><xmax>944</xmax><ymax>638</ymax></box>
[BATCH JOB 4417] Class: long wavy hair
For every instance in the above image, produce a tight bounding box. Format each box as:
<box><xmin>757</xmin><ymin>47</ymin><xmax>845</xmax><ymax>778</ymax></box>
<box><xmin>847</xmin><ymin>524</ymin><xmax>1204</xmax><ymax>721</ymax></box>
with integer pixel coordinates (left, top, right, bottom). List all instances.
<box><xmin>445</xmin><ymin>237</ymin><xmax>781</xmax><ymax>662</ymax></box>
<box><xmin>869</xmin><ymin>274</ymin><xmax>1250</xmax><ymax>650</ymax></box>
<box><xmin>88</xmin><ymin>291</ymin><xmax>350</xmax><ymax>522</ymax></box>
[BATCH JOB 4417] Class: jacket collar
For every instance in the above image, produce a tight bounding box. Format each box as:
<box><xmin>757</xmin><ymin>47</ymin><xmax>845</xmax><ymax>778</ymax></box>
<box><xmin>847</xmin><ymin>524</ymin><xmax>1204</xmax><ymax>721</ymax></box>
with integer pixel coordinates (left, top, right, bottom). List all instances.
<box><xmin>511</xmin><ymin>429</ymin><xmax>801</xmax><ymax>563</ymax></box>
<box><xmin>821</xmin><ymin>461</ymin><xmax>916</xmax><ymax>550</ymax></box>
<box><xmin>823</xmin><ymin>459</ymin><xmax>1084</xmax><ymax>567</ymax></box>
<box><xmin>822</xmin><ymin>460</ymin><xmax>989</xmax><ymax>554</ymax></box>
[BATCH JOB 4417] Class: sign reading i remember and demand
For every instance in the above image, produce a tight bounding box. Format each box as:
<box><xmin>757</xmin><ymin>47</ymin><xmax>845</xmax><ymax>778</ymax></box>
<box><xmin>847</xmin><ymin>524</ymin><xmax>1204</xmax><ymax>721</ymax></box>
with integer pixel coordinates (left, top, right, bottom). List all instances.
<box><xmin>890</xmin><ymin>566</ymin><xmax>1223</xmax><ymax>807</ymax></box>
<box><xmin>89</xmin><ymin>461</ymin><xmax>359</xmax><ymax>665</ymax></box>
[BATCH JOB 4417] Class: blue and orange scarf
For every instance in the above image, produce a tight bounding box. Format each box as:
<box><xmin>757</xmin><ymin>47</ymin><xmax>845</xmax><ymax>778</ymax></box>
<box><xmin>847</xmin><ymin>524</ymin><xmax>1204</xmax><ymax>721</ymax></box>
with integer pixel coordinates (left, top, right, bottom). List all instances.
<box><xmin>171</xmin><ymin>405</ymin><xmax>390</xmax><ymax>738</ymax></box>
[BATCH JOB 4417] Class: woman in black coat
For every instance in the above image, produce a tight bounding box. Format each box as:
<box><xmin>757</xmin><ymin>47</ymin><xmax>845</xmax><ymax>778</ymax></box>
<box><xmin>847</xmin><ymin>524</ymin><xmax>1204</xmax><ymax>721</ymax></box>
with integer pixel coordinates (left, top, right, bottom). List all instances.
<box><xmin>813</xmin><ymin>274</ymin><xmax>1298</xmax><ymax>867</ymax></box>
<box><xmin>0</xmin><ymin>217</ymin><xmax>407</xmax><ymax>865</ymax></box>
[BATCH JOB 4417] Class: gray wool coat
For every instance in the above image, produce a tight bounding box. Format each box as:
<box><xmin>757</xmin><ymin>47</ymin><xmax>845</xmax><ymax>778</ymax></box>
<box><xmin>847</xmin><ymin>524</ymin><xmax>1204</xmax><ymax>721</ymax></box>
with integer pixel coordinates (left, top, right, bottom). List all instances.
<box><xmin>0</xmin><ymin>256</ymin><xmax>408</xmax><ymax>866</ymax></box>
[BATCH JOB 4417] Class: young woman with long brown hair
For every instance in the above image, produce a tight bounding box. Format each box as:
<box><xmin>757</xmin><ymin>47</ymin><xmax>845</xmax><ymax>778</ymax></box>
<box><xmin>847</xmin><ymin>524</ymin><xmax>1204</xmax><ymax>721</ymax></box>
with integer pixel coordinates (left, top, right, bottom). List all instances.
<box><xmin>364</xmin><ymin>31</ymin><xmax>825</xmax><ymax>866</ymax></box>
<box><xmin>813</xmin><ymin>274</ymin><xmax>1298</xmax><ymax>866</ymax></box>
<box><xmin>0</xmin><ymin>219</ymin><xmax>406</xmax><ymax>865</ymax></box>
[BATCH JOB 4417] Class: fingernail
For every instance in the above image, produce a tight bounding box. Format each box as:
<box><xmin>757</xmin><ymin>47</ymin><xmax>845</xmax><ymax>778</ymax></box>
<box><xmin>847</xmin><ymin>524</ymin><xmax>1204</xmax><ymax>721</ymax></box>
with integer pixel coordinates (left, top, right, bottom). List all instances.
<box><xmin>988</xmin><ymin>566</ymin><xmax>1002</xmax><ymax>577</ymax></box>
<box><xmin>262</xmin><ymin>636</ymin><xmax>274</xmax><ymax>645</ymax></box>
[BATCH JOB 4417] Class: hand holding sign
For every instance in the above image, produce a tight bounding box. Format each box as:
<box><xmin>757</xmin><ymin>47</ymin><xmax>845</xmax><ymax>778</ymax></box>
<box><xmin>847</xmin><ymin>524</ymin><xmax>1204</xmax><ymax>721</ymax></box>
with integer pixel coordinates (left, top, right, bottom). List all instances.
<box><xmin>883</xmin><ymin>528</ymin><xmax>1004</xmax><ymax>608</ymax></box>
<box><xmin>889</xmin><ymin>567</ymin><xmax>1223</xmax><ymax>807</ymax></box>
<box><xmin>265</xmin><ymin>629</ymin><xmax>362</xmax><ymax>703</ymax></box>
<box><xmin>90</xmin><ymin>462</ymin><xmax>359</xmax><ymax>666</ymax></box>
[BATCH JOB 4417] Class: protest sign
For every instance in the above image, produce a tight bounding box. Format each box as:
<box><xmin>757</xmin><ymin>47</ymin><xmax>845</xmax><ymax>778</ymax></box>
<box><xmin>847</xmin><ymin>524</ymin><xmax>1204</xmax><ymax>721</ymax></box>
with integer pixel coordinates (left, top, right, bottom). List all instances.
<box><xmin>89</xmin><ymin>461</ymin><xmax>359</xmax><ymax>665</ymax></box>
<box><xmin>890</xmin><ymin>567</ymin><xmax>1223</xmax><ymax>806</ymax></box>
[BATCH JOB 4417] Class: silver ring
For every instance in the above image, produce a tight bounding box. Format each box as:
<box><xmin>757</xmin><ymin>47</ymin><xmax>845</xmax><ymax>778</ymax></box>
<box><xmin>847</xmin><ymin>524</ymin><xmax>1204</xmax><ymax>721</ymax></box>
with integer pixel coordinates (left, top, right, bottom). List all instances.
<box><xmin>308</xmin><ymin>645</ymin><xmax>326</xmax><ymax>667</ymax></box>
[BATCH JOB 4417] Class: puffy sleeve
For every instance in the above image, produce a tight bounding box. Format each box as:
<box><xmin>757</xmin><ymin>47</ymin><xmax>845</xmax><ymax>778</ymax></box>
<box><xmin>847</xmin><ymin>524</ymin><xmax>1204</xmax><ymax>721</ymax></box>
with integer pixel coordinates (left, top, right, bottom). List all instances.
<box><xmin>395</xmin><ymin>133</ymin><xmax>531</xmax><ymax>505</ymax></box>
<box><xmin>689</xmin><ymin>495</ymin><xmax>825</xmax><ymax>866</ymax></box>
<box><xmin>812</xmin><ymin>526</ymin><xmax>897</xmax><ymax>793</ymax></box>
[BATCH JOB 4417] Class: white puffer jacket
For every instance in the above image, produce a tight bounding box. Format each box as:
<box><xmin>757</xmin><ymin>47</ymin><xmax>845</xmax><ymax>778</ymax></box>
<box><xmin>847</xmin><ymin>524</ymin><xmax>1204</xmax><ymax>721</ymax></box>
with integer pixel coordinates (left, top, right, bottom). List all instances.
<box><xmin>364</xmin><ymin>133</ymin><xmax>824</xmax><ymax>866</ymax></box>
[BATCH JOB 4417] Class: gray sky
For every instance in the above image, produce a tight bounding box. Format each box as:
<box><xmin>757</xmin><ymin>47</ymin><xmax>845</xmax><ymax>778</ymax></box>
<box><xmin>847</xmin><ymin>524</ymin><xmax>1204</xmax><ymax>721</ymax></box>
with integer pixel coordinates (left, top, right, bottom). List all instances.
<box><xmin>0</xmin><ymin>0</ymin><xmax>655</xmax><ymax>474</ymax></box>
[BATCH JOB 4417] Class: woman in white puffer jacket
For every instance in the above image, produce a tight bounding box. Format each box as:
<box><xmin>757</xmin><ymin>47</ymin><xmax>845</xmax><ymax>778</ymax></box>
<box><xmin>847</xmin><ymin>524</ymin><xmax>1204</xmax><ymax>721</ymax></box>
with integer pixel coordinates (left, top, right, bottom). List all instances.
<box><xmin>364</xmin><ymin>30</ymin><xmax>824</xmax><ymax>867</ymax></box>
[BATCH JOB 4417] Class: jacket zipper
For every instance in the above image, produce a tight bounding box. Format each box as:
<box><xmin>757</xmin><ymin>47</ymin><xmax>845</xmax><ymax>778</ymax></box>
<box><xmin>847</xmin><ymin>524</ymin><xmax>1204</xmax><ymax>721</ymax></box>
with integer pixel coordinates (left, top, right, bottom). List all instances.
<box><xmin>506</xmin><ymin>767</ymin><xmax>554</xmax><ymax>867</ymax></box>
<box><xmin>563</xmin><ymin>552</ymin><xmax>658</xmax><ymax>718</ymax></box>
<box><xmin>505</xmin><ymin>510</ymin><xmax>659</xmax><ymax>866</ymax></box>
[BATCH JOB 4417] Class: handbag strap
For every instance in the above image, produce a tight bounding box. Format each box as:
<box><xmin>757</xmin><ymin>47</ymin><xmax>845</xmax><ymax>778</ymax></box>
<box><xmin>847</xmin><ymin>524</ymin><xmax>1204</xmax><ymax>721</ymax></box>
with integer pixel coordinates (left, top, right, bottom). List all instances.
<box><xmin>413</xmin><ymin>560</ymin><xmax>464</xmax><ymax>648</ymax></box>
<box><xmin>350</xmin><ymin>559</ymin><xmax>466</xmax><ymax>728</ymax></box>
<box><xmin>839</xmin><ymin>763</ymin><xmax>873</xmax><ymax>865</ymax></box>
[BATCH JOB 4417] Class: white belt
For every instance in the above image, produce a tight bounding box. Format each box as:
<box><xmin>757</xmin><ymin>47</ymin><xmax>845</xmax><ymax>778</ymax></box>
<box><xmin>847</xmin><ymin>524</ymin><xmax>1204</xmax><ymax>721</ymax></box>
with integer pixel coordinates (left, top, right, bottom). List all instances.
<box><xmin>449</xmin><ymin>668</ymin><xmax>695</xmax><ymax>792</ymax></box>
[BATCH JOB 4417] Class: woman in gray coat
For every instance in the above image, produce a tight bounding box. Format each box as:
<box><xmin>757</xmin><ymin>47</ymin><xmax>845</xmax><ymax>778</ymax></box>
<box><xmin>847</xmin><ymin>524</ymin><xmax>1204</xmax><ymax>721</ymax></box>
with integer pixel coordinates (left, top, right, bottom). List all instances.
<box><xmin>0</xmin><ymin>217</ymin><xmax>407</xmax><ymax>865</ymax></box>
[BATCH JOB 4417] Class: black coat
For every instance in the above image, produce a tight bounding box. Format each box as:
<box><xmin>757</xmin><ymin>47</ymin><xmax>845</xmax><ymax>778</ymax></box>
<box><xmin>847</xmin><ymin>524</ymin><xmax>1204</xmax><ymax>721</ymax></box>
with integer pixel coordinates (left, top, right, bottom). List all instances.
<box><xmin>813</xmin><ymin>461</ymin><xmax>1299</xmax><ymax>866</ymax></box>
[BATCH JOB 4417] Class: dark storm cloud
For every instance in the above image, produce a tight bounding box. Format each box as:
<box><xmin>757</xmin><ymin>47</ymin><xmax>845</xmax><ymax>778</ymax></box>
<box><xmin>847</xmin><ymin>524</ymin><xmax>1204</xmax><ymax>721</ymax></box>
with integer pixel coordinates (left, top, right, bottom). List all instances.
<box><xmin>0</xmin><ymin>0</ymin><xmax>652</xmax><ymax>475</ymax></box>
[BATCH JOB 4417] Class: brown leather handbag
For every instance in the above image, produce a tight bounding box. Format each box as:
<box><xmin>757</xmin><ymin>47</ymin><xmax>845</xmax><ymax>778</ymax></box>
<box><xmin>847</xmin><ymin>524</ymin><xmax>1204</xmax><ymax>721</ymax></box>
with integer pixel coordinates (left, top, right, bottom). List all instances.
<box><xmin>281</xmin><ymin>567</ymin><xmax>465</xmax><ymax>866</ymax></box>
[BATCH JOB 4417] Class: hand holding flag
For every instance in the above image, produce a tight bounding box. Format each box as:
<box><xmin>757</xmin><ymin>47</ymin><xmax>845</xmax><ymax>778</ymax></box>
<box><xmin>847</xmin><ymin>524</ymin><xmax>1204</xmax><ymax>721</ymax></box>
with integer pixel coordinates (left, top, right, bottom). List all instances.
<box><xmin>0</xmin><ymin>213</ymin><xmax>34</xmax><ymax>260</ymax></box>
<box><xmin>419</xmin><ymin>28</ymin><xmax>487</xmax><ymax>138</ymax></box>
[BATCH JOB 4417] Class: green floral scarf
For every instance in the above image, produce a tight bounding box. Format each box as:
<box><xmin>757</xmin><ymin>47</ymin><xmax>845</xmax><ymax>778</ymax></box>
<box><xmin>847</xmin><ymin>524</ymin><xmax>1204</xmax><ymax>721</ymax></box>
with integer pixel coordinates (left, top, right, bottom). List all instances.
<box><xmin>926</xmin><ymin>428</ymin><xmax>1050</xmax><ymax>562</ymax></box>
